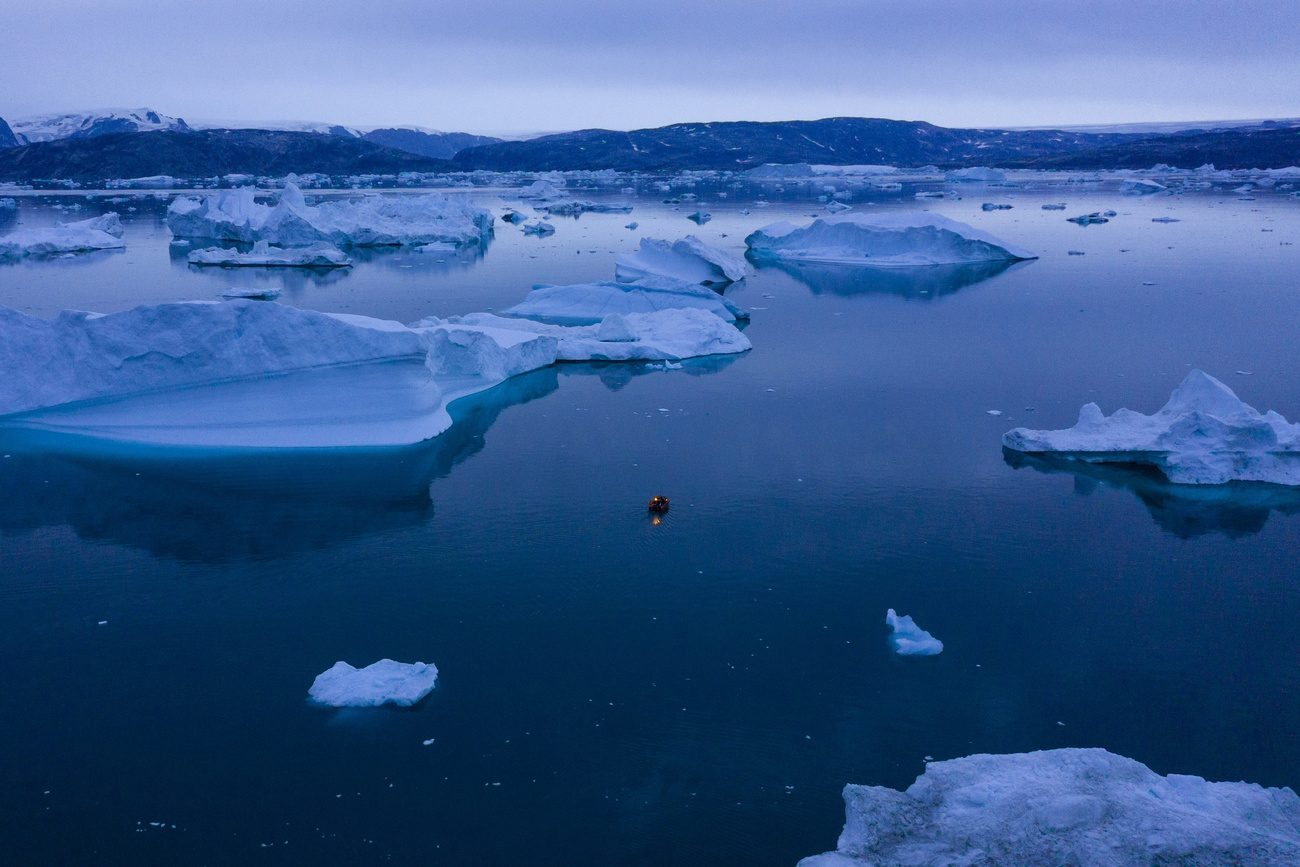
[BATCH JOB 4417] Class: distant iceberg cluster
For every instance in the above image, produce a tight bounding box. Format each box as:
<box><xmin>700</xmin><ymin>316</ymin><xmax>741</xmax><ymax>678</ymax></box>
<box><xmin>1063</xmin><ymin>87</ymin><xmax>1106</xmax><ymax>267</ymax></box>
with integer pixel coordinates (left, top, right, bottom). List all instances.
<box><xmin>799</xmin><ymin>748</ymin><xmax>1300</xmax><ymax>867</ymax></box>
<box><xmin>1003</xmin><ymin>370</ymin><xmax>1300</xmax><ymax>485</ymax></box>
<box><xmin>167</xmin><ymin>183</ymin><xmax>494</xmax><ymax>248</ymax></box>
<box><xmin>0</xmin><ymin>213</ymin><xmax>125</xmax><ymax>260</ymax></box>
<box><xmin>517</xmin><ymin>178</ymin><xmax>632</xmax><ymax>216</ymax></box>
<box><xmin>744</xmin><ymin>213</ymin><xmax>1036</xmax><ymax>267</ymax></box>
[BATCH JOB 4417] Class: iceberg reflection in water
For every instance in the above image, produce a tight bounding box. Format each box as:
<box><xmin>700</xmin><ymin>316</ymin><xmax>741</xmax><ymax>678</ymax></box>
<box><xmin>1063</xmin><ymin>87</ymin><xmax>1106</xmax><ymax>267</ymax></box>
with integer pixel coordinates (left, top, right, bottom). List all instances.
<box><xmin>0</xmin><ymin>366</ymin><xmax>558</xmax><ymax>562</ymax></box>
<box><xmin>1003</xmin><ymin>449</ymin><xmax>1300</xmax><ymax>539</ymax></box>
<box><xmin>747</xmin><ymin>255</ymin><xmax>1027</xmax><ymax>299</ymax></box>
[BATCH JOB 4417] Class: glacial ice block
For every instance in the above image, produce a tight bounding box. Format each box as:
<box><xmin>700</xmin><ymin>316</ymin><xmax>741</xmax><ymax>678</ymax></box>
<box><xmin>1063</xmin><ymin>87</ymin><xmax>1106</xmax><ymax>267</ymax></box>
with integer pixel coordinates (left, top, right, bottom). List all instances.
<box><xmin>437</xmin><ymin>308</ymin><xmax>751</xmax><ymax>362</ymax></box>
<box><xmin>885</xmin><ymin>609</ymin><xmax>943</xmax><ymax>655</ymax></box>
<box><xmin>167</xmin><ymin>183</ymin><xmax>493</xmax><ymax>248</ymax></box>
<box><xmin>797</xmin><ymin>748</ymin><xmax>1300</xmax><ymax>867</ymax></box>
<box><xmin>502</xmin><ymin>276</ymin><xmax>749</xmax><ymax>325</ymax></box>
<box><xmin>308</xmin><ymin>659</ymin><xmax>438</xmax><ymax>707</ymax></box>
<box><xmin>188</xmin><ymin>240</ymin><xmax>352</xmax><ymax>267</ymax></box>
<box><xmin>744</xmin><ymin>213</ymin><xmax>1036</xmax><ymax>267</ymax></box>
<box><xmin>945</xmin><ymin>167</ymin><xmax>1006</xmax><ymax>182</ymax></box>
<box><xmin>614</xmin><ymin>236</ymin><xmax>746</xmax><ymax>285</ymax></box>
<box><xmin>1002</xmin><ymin>370</ymin><xmax>1300</xmax><ymax>485</ymax></box>
<box><xmin>1121</xmin><ymin>178</ymin><xmax>1168</xmax><ymax>195</ymax></box>
<box><xmin>0</xmin><ymin>213</ymin><xmax>126</xmax><ymax>260</ymax></box>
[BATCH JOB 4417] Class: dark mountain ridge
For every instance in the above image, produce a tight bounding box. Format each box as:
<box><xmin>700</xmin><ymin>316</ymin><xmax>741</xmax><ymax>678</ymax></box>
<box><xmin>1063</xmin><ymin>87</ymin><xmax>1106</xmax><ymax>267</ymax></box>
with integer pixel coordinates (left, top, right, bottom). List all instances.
<box><xmin>0</xmin><ymin>117</ymin><xmax>19</xmax><ymax>149</ymax></box>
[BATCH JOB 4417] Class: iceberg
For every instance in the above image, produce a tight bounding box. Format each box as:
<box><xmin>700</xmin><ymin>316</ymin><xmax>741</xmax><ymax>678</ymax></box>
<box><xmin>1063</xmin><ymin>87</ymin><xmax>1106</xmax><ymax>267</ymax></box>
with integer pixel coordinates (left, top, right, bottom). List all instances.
<box><xmin>885</xmin><ymin>609</ymin><xmax>943</xmax><ymax>655</ymax></box>
<box><xmin>1121</xmin><ymin>178</ymin><xmax>1168</xmax><ymax>195</ymax></box>
<box><xmin>167</xmin><ymin>183</ymin><xmax>493</xmax><ymax>248</ymax></box>
<box><xmin>687</xmin><ymin>210</ymin><xmax>711</xmax><ymax>224</ymax></box>
<box><xmin>187</xmin><ymin>240</ymin><xmax>352</xmax><ymax>268</ymax></box>
<box><xmin>221</xmin><ymin>287</ymin><xmax>282</xmax><ymax>300</ymax></box>
<box><xmin>799</xmin><ymin>749</ymin><xmax>1300</xmax><ymax>867</ymax></box>
<box><xmin>522</xmin><ymin>221</ymin><xmax>555</xmax><ymax>236</ymax></box>
<box><xmin>614</xmin><ymin>236</ymin><xmax>746</xmax><ymax>285</ymax></box>
<box><xmin>308</xmin><ymin>659</ymin><xmax>438</xmax><ymax>707</ymax></box>
<box><xmin>946</xmin><ymin>167</ymin><xmax>1005</xmax><ymax>183</ymax></box>
<box><xmin>1002</xmin><ymin>370</ymin><xmax>1300</xmax><ymax>485</ymax></box>
<box><xmin>745</xmin><ymin>213</ymin><xmax>1035</xmax><ymax>267</ymax></box>
<box><xmin>434</xmin><ymin>308</ymin><xmax>751</xmax><ymax>362</ymax></box>
<box><xmin>981</xmin><ymin>202</ymin><xmax>1013</xmax><ymax>211</ymax></box>
<box><xmin>1067</xmin><ymin>213</ymin><xmax>1109</xmax><ymax>225</ymax></box>
<box><xmin>502</xmin><ymin>276</ymin><xmax>749</xmax><ymax>325</ymax></box>
<box><xmin>0</xmin><ymin>213</ymin><xmax>126</xmax><ymax>260</ymax></box>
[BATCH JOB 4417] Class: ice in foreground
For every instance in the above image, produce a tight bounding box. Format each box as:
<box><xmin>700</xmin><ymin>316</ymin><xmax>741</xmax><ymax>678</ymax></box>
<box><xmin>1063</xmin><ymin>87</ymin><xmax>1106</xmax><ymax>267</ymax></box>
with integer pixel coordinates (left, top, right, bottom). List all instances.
<box><xmin>167</xmin><ymin>183</ymin><xmax>493</xmax><ymax>247</ymax></box>
<box><xmin>308</xmin><ymin>659</ymin><xmax>438</xmax><ymax>707</ymax></box>
<box><xmin>503</xmin><ymin>276</ymin><xmax>750</xmax><ymax>325</ymax></box>
<box><xmin>745</xmin><ymin>213</ymin><xmax>1036</xmax><ymax>267</ymax></box>
<box><xmin>798</xmin><ymin>748</ymin><xmax>1300</xmax><ymax>867</ymax></box>
<box><xmin>1002</xmin><ymin>370</ymin><xmax>1300</xmax><ymax>485</ymax></box>
<box><xmin>187</xmin><ymin>240</ymin><xmax>352</xmax><ymax>268</ymax></box>
<box><xmin>885</xmin><ymin>609</ymin><xmax>943</xmax><ymax>655</ymax></box>
<box><xmin>0</xmin><ymin>213</ymin><xmax>126</xmax><ymax>260</ymax></box>
<box><xmin>614</xmin><ymin>236</ymin><xmax>746</xmax><ymax>285</ymax></box>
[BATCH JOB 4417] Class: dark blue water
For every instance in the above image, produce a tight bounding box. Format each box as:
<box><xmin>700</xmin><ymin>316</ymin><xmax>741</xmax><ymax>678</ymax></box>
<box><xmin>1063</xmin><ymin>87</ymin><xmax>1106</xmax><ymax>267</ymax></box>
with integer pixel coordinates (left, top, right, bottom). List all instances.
<box><xmin>1</xmin><ymin>182</ymin><xmax>1298</xmax><ymax>865</ymax></box>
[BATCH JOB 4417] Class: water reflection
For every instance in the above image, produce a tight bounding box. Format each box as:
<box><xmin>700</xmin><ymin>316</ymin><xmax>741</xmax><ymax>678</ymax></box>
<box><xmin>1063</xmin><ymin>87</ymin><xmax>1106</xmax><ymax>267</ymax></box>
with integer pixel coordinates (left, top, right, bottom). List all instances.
<box><xmin>747</xmin><ymin>256</ymin><xmax>1026</xmax><ymax>299</ymax></box>
<box><xmin>1004</xmin><ymin>449</ymin><xmax>1300</xmax><ymax>538</ymax></box>
<box><xmin>559</xmin><ymin>354</ymin><xmax>742</xmax><ymax>392</ymax></box>
<box><xmin>0</xmin><ymin>367</ymin><xmax>557</xmax><ymax>562</ymax></box>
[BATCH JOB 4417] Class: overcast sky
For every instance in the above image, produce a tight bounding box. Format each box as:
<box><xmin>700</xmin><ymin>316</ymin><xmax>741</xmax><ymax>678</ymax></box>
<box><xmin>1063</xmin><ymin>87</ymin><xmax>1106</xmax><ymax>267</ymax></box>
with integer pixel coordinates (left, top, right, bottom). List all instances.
<box><xmin>2</xmin><ymin>0</ymin><xmax>1296</xmax><ymax>135</ymax></box>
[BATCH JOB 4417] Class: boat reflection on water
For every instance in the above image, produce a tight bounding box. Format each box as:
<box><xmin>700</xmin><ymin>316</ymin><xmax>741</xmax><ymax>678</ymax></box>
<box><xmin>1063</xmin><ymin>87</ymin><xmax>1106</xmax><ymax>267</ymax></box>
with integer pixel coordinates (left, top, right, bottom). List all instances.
<box><xmin>748</xmin><ymin>255</ymin><xmax>1028</xmax><ymax>299</ymax></box>
<box><xmin>1003</xmin><ymin>449</ymin><xmax>1300</xmax><ymax>539</ymax></box>
<box><xmin>0</xmin><ymin>366</ymin><xmax>558</xmax><ymax>562</ymax></box>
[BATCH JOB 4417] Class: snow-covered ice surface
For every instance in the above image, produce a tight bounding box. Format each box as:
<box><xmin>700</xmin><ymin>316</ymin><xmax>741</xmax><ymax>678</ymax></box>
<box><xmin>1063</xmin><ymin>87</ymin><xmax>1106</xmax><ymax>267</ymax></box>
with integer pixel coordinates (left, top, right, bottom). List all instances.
<box><xmin>0</xmin><ymin>213</ymin><xmax>126</xmax><ymax>260</ymax></box>
<box><xmin>502</xmin><ymin>276</ymin><xmax>750</xmax><ymax>325</ymax></box>
<box><xmin>308</xmin><ymin>659</ymin><xmax>438</xmax><ymax>707</ymax></box>
<box><xmin>1002</xmin><ymin>370</ymin><xmax>1300</xmax><ymax>485</ymax></box>
<box><xmin>885</xmin><ymin>609</ymin><xmax>943</xmax><ymax>655</ymax></box>
<box><xmin>614</xmin><ymin>236</ymin><xmax>746</xmax><ymax>285</ymax></box>
<box><xmin>745</xmin><ymin>213</ymin><xmax>1036</xmax><ymax>267</ymax></box>
<box><xmin>798</xmin><ymin>748</ymin><xmax>1300</xmax><ymax>867</ymax></box>
<box><xmin>167</xmin><ymin>183</ymin><xmax>493</xmax><ymax>248</ymax></box>
<box><xmin>187</xmin><ymin>241</ymin><xmax>352</xmax><ymax>268</ymax></box>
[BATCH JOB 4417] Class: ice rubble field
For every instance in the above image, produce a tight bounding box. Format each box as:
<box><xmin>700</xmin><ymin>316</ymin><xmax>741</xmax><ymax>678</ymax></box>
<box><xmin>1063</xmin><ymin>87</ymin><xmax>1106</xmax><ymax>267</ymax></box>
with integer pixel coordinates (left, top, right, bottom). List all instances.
<box><xmin>799</xmin><ymin>748</ymin><xmax>1300</xmax><ymax>867</ymax></box>
<box><xmin>308</xmin><ymin>660</ymin><xmax>439</xmax><ymax>708</ymax></box>
<box><xmin>1003</xmin><ymin>370</ymin><xmax>1300</xmax><ymax>485</ymax></box>
<box><xmin>744</xmin><ymin>213</ymin><xmax>1037</xmax><ymax>266</ymax></box>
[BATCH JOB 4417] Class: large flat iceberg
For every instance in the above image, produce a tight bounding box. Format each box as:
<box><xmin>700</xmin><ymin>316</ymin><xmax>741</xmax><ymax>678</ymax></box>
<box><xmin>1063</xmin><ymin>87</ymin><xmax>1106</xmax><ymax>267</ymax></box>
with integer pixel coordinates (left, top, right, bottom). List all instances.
<box><xmin>167</xmin><ymin>183</ymin><xmax>493</xmax><ymax>248</ymax></box>
<box><xmin>308</xmin><ymin>659</ymin><xmax>438</xmax><ymax>707</ymax></box>
<box><xmin>502</xmin><ymin>276</ymin><xmax>750</xmax><ymax>325</ymax></box>
<box><xmin>615</xmin><ymin>236</ymin><xmax>746</xmax><ymax>285</ymax></box>
<box><xmin>798</xmin><ymin>748</ymin><xmax>1300</xmax><ymax>867</ymax></box>
<box><xmin>1002</xmin><ymin>370</ymin><xmax>1300</xmax><ymax>485</ymax></box>
<box><xmin>745</xmin><ymin>213</ymin><xmax>1036</xmax><ymax>267</ymax></box>
<box><xmin>187</xmin><ymin>240</ymin><xmax>352</xmax><ymax>268</ymax></box>
<box><xmin>1</xmin><ymin>213</ymin><xmax>126</xmax><ymax>260</ymax></box>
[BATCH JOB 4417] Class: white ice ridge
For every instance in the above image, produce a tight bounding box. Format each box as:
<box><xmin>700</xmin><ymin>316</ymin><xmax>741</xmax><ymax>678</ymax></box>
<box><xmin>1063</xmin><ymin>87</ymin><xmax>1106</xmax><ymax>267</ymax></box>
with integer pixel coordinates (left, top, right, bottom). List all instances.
<box><xmin>798</xmin><ymin>748</ymin><xmax>1300</xmax><ymax>867</ymax></box>
<box><xmin>744</xmin><ymin>213</ymin><xmax>1036</xmax><ymax>267</ymax></box>
<box><xmin>885</xmin><ymin>609</ymin><xmax>943</xmax><ymax>656</ymax></box>
<box><xmin>430</xmin><ymin>308</ymin><xmax>751</xmax><ymax>362</ymax></box>
<box><xmin>308</xmin><ymin>659</ymin><xmax>438</xmax><ymax>707</ymax></box>
<box><xmin>615</xmin><ymin>236</ymin><xmax>746</xmax><ymax>285</ymax></box>
<box><xmin>187</xmin><ymin>240</ymin><xmax>352</xmax><ymax>268</ymax></box>
<box><xmin>167</xmin><ymin>183</ymin><xmax>493</xmax><ymax>248</ymax></box>
<box><xmin>0</xmin><ymin>213</ymin><xmax>125</xmax><ymax>260</ymax></box>
<box><xmin>503</xmin><ymin>276</ymin><xmax>750</xmax><ymax>325</ymax></box>
<box><xmin>1002</xmin><ymin>370</ymin><xmax>1300</xmax><ymax>485</ymax></box>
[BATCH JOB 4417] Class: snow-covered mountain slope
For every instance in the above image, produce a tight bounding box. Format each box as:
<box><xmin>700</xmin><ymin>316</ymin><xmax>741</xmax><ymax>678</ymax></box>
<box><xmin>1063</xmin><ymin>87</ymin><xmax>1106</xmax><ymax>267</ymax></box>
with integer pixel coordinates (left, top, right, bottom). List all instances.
<box><xmin>8</xmin><ymin>108</ymin><xmax>189</xmax><ymax>144</ymax></box>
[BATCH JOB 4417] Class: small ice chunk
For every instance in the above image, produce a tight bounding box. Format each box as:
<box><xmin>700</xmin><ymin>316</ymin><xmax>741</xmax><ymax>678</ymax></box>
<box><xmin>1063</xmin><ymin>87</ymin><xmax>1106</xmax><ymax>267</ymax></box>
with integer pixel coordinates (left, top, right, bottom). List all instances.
<box><xmin>522</xmin><ymin>221</ymin><xmax>555</xmax><ymax>236</ymax></box>
<box><xmin>885</xmin><ymin>609</ymin><xmax>943</xmax><ymax>655</ymax></box>
<box><xmin>1042</xmin><ymin>203</ymin><xmax>1067</xmax><ymax>210</ymax></box>
<box><xmin>422</xmin><ymin>738</ymin><xmax>436</xmax><ymax>746</ymax></box>
<box><xmin>687</xmin><ymin>211</ymin><xmax>711</xmax><ymax>224</ymax></box>
<box><xmin>221</xmin><ymin>287</ymin><xmax>282</xmax><ymax>300</ymax></box>
<box><xmin>986</xmin><ymin>409</ymin><xmax>1003</xmax><ymax>416</ymax></box>
<box><xmin>981</xmin><ymin>203</ymin><xmax>1012</xmax><ymax>211</ymax></box>
<box><xmin>1151</xmin><ymin>217</ymin><xmax>1181</xmax><ymax>223</ymax></box>
<box><xmin>308</xmin><ymin>659</ymin><xmax>439</xmax><ymax>707</ymax></box>
<box><xmin>625</xmin><ymin>222</ymin><xmax>639</xmax><ymax>230</ymax></box>
<box><xmin>1067</xmin><ymin>213</ymin><xmax>1108</xmax><ymax>225</ymax></box>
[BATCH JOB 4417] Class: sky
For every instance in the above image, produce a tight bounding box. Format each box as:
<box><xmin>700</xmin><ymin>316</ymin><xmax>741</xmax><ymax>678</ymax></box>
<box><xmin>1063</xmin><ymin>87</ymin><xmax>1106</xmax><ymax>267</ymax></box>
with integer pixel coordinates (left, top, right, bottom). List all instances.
<box><xmin>2</xmin><ymin>0</ymin><xmax>1297</xmax><ymax>136</ymax></box>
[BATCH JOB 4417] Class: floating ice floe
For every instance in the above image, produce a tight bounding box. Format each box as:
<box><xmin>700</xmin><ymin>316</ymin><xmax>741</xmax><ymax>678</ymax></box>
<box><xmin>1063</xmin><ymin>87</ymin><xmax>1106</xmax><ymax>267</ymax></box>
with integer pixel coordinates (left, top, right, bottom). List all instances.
<box><xmin>1042</xmin><ymin>203</ymin><xmax>1067</xmax><ymax>210</ymax></box>
<box><xmin>0</xmin><ymin>198</ymin><xmax>16</xmax><ymax>210</ymax></box>
<box><xmin>221</xmin><ymin>287</ymin><xmax>282</xmax><ymax>300</ymax></box>
<box><xmin>687</xmin><ymin>211</ymin><xmax>711</xmax><ymax>224</ymax></box>
<box><xmin>946</xmin><ymin>167</ymin><xmax>1005</xmax><ymax>183</ymax></box>
<box><xmin>885</xmin><ymin>609</ymin><xmax>943</xmax><ymax>655</ymax></box>
<box><xmin>1152</xmin><ymin>216</ymin><xmax>1181</xmax><ymax>223</ymax></box>
<box><xmin>0</xmin><ymin>213</ymin><xmax>126</xmax><ymax>260</ymax></box>
<box><xmin>744</xmin><ymin>213</ymin><xmax>1036</xmax><ymax>267</ymax></box>
<box><xmin>167</xmin><ymin>183</ymin><xmax>493</xmax><ymax>248</ymax></box>
<box><xmin>1121</xmin><ymin>178</ymin><xmax>1168</xmax><ymax>195</ymax></box>
<box><xmin>1002</xmin><ymin>369</ymin><xmax>1300</xmax><ymax>485</ymax></box>
<box><xmin>517</xmin><ymin>180</ymin><xmax>632</xmax><ymax>216</ymax></box>
<box><xmin>308</xmin><ymin>659</ymin><xmax>438</xmax><ymax>707</ymax></box>
<box><xmin>1067</xmin><ymin>213</ymin><xmax>1109</xmax><ymax>225</ymax></box>
<box><xmin>798</xmin><ymin>748</ymin><xmax>1300</xmax><ymax>867</ymax></box>
<box><xmin>522</xmin><ymin>221</ymin><xmax>555</xmax><ymax>236</ymax></box>
<box><xmin>431</xmin><ymin>309</ymin><xmax>750</xmax><ymax>362</ymax></box>
<box><xmin>502</xmin><ymin>276</ymin><xmax>749</xmax><ymax>325</ymax></box>
<box><xmin>614</xmin><ymin>236</ymin><xmax>746</xmax><ymax>285</ymax></box>
<box><xmin>981</xmin><ymin>202</ymin><xmax>1012</xmax><ymax>211</ymax></box>
<box><xmin>187</xmin><ymin>240</ymin><xmax>352</xmax><ymax>268</ymax></box>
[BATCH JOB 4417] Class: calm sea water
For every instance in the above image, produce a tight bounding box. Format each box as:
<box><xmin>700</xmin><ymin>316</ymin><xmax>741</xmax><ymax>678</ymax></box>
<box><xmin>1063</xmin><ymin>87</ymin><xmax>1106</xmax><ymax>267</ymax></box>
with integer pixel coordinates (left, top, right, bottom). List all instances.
<box><xmin>1</xmin><ymin>181</ymin><xmax>1298</xmax><ymax>865</ymax></box>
